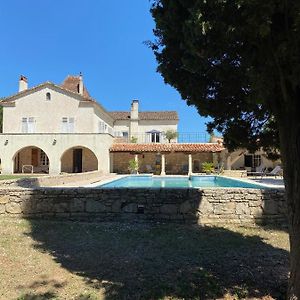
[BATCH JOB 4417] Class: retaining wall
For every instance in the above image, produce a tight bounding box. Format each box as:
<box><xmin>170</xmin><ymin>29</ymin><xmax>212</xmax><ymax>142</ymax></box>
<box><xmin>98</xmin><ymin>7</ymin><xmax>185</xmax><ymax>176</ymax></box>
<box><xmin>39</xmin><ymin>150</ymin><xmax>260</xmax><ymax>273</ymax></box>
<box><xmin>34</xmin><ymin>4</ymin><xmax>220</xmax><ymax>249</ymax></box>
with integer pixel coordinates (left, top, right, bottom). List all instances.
<box><xmin>0</xmin><ymin>187</ymin><xmax>286</xmax><ymax>225</ymax></box>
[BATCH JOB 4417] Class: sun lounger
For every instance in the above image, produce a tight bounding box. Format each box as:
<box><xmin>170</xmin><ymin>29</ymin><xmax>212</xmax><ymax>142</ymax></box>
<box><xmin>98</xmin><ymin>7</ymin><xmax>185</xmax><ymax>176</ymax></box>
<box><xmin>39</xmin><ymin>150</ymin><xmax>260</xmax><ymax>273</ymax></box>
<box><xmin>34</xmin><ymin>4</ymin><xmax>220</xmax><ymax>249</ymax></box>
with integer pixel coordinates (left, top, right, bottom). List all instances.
<box><xmin>261</xmin><ymin>166</ymin><xmax>283</xmax><ymax>178</ymax></box>
<box><xmin>247</xmin><ymin>164</ymin><xmax>266</xmax><ymax>177</ymax></box>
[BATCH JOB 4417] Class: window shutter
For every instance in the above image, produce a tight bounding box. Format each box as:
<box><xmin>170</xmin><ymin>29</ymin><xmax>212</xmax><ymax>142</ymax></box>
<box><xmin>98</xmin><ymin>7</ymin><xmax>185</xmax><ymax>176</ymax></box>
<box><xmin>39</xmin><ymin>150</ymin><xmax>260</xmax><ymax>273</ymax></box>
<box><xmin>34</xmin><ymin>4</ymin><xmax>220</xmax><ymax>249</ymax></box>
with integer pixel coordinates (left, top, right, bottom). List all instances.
<box><xmin>99</xmin><ymin>121</ymin><xmax>105</xmax><ymax>133</ymax></box>
<box><xmin>69</xmin><ymin>117</ymin><xmax>75</xmax><ymax>133</ymax></box>
<box><xmin>62</xmin><ymin>117</ymin><xmax>68</xmax><ymax>133</ymax></box>
<box><xmin>28</xmin><ymin>117</ymin><xmax>35</xmax><ymax>133</ymax></box>
<box><xmin>22</xmin><ymin>117</ymin><xmax>28</xmax><ymax>133</ymax></box>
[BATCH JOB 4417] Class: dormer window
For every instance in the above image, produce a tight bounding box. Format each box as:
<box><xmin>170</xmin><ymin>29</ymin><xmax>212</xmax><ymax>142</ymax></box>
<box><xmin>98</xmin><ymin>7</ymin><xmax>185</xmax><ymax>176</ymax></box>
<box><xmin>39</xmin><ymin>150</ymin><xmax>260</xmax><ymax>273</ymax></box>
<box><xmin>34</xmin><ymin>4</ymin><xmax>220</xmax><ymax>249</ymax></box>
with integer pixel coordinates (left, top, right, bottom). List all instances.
<box><xmin>46</xmin><ymin>92</ymin><xmax>51</xmax><ymax>101</ymax></box>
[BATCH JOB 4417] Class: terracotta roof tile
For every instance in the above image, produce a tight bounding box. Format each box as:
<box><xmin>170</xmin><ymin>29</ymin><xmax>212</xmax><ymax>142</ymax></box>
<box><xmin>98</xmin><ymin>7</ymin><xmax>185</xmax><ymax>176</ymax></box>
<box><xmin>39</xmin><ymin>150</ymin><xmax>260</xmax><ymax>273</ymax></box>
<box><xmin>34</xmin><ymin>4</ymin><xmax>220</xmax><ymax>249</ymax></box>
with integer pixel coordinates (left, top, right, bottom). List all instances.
<box><xmin>109</xmin><ymin>111</ymin><xmax>178</xmax><ymax>121</ymax></box>
<box><xmin>61</xmin><ymin>75</ymin><xmax>93</xmax><ymax>101</ymax></box>
<box><xmin>110</xmin><ymin>143</ymin><xmax>224</xmax><ymax>153</ymax></box>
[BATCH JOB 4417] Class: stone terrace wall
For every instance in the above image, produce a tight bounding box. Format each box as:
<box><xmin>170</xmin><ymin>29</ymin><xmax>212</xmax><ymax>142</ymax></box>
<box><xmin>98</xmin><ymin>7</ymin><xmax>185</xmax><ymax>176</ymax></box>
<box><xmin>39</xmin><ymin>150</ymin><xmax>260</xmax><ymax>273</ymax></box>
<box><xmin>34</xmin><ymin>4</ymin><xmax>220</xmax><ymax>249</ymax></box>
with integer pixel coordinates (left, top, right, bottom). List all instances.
<box><xmin>0</xmin><ymin>187</ymin><xmax>286</xmax><ymax>225</ymax></box>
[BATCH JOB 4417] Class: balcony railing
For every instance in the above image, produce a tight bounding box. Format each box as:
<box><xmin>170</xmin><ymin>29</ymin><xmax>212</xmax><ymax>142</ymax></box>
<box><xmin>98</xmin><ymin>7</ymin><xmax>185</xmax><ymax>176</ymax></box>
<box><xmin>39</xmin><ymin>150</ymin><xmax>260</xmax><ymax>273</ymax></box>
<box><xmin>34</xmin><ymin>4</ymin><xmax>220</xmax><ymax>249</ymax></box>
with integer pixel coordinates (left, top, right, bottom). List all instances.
<box><xmin>114</xmin><ymin>132</ymin><xmax>211</xmax><ymax>144</ymax></box>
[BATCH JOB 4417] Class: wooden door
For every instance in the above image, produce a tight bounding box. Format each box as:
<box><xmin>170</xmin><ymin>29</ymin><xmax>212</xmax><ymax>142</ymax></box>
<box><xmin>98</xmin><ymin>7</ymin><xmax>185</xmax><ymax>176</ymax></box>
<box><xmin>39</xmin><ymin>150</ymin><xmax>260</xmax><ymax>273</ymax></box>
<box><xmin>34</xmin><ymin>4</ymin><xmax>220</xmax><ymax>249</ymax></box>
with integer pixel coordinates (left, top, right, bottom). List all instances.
<box><xmin>73</xmin><ymin>149</ymin><xmax>83</xmax><ymax>173</ymax></box>
<box><xmin>31</xmin><ymin>149</ymin><xmax>39</xmax><ymax>167</ymax></box>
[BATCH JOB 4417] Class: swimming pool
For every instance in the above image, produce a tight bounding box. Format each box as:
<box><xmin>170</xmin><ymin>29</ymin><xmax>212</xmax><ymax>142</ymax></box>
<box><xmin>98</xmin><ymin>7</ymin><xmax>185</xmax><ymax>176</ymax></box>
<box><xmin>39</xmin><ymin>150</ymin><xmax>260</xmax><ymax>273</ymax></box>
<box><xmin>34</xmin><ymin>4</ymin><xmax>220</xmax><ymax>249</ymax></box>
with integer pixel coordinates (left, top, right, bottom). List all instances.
<box><xmin>98</xmin><ymin>175</ymin><xmax>266</xmax><ymax>189</ymax></box>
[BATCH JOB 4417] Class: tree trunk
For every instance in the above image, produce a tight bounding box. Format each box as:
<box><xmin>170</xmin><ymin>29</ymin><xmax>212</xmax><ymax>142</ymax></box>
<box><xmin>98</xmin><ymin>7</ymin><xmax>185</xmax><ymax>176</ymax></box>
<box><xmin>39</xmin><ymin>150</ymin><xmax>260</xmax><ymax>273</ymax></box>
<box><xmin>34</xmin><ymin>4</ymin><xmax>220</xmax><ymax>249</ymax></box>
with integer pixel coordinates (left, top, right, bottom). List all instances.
<box><xmin>279</xmin><ymin>121</ymin><xmax>300</xmax><ymax>299</ymax></box>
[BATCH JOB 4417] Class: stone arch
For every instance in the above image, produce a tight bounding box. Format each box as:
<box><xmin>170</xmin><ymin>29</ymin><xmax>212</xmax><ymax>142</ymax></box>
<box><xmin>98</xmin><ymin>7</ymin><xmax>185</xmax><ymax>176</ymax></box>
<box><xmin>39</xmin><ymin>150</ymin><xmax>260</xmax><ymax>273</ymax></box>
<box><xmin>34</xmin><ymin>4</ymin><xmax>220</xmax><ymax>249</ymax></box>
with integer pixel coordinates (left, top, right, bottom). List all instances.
<box><xmin>60</xmin><ymin>146</ymin><xmax>98</xmax><ymax>173</ymax></box>
<box><xmin>12</xmin><ymin>146</ymin><xmax>50</xmax><ymax>174</ymax></box>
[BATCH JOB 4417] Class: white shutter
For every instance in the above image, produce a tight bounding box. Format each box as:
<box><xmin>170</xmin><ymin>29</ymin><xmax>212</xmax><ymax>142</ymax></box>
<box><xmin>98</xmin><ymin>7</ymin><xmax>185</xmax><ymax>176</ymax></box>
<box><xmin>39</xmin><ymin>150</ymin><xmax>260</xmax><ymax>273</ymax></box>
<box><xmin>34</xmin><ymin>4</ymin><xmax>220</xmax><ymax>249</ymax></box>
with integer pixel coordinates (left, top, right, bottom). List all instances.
<box><xmin>62</xmin><ymin>117</ymin><xmax>68</xmax><ymax>133</ymax></box>
<box><xmin>99</xmin><ymin>121</ymin><xmax>105</xmax><ymax>133</ymax></box>
<box><xmin>22</xmin><ymin>117</ymin><xmax>28</xmax><ymax>133</ymax></box>
<box><xmin>69</xmin><ymin>117</ymin><xmax>75</xmax><ymax>133</ymax></box>
<box><xmin>28</xmin><ymin>117</ymin><xmax>35</xmax><ymax>133</ymax></box>
<box><xmin>146</xmin><ymin>133</ymin><xmax>151</xmax><ymax>143</ymax></box>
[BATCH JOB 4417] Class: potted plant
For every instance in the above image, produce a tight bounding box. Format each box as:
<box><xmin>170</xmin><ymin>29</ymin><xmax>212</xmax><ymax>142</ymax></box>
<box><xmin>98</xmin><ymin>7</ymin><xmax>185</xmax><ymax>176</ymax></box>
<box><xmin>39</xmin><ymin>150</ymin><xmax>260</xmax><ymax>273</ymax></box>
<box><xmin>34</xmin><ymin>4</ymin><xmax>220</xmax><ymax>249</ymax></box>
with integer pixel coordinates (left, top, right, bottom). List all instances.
<box><xmin>130</xmin><ymin>136</ymin><xmax>138</xmax><ymax>143</ymax></box>
<box><xmin>163</xmin><ymin>130</ymin><xmax>178</xmax><ymax>143</ymax></box>
<box><xmin>201</xmin><ymin>162</ymin><xmax>215</xmax><ymax>175</ymax></box>
<box><xmin>128</xmin><ymin>159</ymin><xmax>139</xmax><ymax>174</ymax></box>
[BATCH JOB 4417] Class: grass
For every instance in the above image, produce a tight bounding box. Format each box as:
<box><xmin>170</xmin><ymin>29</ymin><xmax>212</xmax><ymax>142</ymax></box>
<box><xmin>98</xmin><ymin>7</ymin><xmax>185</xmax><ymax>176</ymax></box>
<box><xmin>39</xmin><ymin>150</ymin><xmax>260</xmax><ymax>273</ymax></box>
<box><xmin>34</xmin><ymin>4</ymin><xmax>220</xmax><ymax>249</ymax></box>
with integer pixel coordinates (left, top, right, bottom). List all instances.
<box><xmin>0</xmin><ymin>218</ymin><xmax>289</xmax><ymax>300</ymax></box>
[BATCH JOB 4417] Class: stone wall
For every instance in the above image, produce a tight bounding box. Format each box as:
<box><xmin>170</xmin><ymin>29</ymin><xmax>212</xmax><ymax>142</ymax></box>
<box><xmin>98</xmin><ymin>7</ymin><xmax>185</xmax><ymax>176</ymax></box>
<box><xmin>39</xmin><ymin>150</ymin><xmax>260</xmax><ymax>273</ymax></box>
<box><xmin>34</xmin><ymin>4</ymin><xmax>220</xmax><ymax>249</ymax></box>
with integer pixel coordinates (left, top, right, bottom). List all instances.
<box><xmin>0</xmin><ymin>186</ymin><xmax>286</xmax><ymax>225</ymax></box>
<box><xmin>222</xmin><ymin>170</ymin><xmax>247</xmax><ymax>178</ymax></box>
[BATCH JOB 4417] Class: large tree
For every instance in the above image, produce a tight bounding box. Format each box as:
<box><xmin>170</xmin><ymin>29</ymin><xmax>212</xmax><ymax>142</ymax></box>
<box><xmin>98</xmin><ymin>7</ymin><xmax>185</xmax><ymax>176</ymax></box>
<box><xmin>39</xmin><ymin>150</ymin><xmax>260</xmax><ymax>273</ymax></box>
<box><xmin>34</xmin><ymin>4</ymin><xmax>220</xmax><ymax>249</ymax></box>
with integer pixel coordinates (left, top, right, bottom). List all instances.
<box><xmin>150</xmin><ymin>0</ymin><xmax>300</xmax><ymax>298</ymax></box>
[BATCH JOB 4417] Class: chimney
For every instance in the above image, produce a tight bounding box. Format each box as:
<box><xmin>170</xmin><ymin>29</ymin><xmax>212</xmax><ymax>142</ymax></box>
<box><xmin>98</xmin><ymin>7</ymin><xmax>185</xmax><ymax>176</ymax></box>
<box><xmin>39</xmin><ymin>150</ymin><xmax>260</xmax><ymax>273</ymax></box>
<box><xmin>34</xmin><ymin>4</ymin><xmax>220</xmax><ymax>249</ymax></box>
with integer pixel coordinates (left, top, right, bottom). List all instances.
<box><xmin>130</xmin><ymin>100</ymin><xmax>139</xmax><ymax>120</ymax></box>
<box><xmin>19</xmin><ymin>75</ymin><xmax>28</xmax><ymax>92</ymax></box>
<box><xmin>78</xmin><ymin>72</ymin><xmax>84</xmax><ymax>95</ymax></box>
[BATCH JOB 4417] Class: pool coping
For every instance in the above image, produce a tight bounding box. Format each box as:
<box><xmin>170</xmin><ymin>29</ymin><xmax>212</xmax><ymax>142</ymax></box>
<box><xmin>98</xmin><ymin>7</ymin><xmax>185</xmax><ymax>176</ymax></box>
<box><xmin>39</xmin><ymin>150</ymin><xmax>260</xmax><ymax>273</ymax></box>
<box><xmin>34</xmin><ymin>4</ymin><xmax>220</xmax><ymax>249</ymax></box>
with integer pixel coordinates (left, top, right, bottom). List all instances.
<box><xmin>86</xmin><ymin>174</ymin><xmax>285</xmax><ymax>190</ymax></box>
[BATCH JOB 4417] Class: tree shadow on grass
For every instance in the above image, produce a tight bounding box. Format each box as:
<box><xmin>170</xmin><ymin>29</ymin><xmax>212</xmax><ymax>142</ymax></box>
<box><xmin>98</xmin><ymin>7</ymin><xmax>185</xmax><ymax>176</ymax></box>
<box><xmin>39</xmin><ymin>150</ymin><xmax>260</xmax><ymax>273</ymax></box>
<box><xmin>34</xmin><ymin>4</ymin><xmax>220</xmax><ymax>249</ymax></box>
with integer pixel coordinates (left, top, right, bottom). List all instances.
<box><xmin>24</xmin><ymin>220</ymin><xmax>289</xmax><ymax>300</ymax></box>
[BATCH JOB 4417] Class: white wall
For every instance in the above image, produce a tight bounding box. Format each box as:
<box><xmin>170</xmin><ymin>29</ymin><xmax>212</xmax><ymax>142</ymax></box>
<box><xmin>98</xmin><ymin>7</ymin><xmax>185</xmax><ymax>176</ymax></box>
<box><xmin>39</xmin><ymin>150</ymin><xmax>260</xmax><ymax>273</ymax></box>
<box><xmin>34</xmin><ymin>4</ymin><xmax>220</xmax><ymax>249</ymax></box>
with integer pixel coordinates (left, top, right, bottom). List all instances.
<box><xmin>3</xmin><ymin>86</ymin><xmax>113</xmax><ymax>134</ymax></box>
<box><xmin>227</xmin><ymin>149</ymin><xmax>281</xmax><ymax>170</ymax></box>
<box><xmin>0</xmin><ymin>133</ymin><xmax>114</xmax><ymax>175</ymax></box>
<box><xmin>113</xmin><ymin>119</ymin><xmax>178</xmax><ymax>142</ymax></box>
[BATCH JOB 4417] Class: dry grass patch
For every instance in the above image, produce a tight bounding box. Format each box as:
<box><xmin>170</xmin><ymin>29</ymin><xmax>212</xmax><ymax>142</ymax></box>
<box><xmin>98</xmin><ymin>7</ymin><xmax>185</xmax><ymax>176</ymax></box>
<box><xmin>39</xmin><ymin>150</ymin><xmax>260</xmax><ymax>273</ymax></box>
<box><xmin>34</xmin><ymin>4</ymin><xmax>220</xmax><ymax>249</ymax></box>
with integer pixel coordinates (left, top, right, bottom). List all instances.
<box><xmin>0</xmin><ymin>218</ymin><xmax>289</xmax><ymax>300</ymax></box>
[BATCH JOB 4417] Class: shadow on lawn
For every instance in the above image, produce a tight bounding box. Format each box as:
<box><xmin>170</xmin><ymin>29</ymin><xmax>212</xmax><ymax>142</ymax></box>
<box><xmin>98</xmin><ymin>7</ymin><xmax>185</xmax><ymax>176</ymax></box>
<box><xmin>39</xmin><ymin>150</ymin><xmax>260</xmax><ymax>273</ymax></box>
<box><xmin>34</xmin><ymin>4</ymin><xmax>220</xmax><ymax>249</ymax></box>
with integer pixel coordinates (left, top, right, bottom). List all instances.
<box><xmin>23</xmin><ymin>219</ymin><xmax>289</xmax><ymax>300</ymax></box>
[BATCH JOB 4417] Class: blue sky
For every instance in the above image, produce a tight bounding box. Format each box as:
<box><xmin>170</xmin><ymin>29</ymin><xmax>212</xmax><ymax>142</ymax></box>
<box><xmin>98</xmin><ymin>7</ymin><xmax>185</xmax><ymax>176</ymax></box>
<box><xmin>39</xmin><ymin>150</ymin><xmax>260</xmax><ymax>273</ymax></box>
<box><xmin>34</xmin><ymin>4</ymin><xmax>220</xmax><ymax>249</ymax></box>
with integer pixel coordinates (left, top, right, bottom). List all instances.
<box><xmin>0</xmin><ymin>0</ymin><xmax>210</xmax><ymax>135</ymax></box>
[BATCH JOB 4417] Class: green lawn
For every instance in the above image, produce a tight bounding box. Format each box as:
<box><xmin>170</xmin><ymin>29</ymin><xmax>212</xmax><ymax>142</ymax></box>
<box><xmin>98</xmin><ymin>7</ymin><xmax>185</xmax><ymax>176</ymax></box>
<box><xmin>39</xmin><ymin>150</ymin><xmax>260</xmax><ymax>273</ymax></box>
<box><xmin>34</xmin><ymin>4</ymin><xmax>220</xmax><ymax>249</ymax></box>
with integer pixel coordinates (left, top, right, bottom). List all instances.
<box><xmin>0</xmin><ymin>218</ymin><xmax>289</xmax><ymax>300</ymax></box>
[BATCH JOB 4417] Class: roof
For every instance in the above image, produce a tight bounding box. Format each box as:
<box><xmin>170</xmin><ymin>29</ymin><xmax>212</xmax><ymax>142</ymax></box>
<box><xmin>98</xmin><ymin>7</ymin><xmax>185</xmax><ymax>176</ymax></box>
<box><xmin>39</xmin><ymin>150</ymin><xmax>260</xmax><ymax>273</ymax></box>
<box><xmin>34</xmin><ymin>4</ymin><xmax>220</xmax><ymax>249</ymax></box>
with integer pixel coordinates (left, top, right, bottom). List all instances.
<box><xmin>110</xmin><ymin>143</ymin><xmax>224</xmax><ymax>153</ymax></box>
<box><xmin>109</xmin><ymin>111</ymin><xmax>179</xmax><ymax>121</ymax></box>
<box><xmin>61</xmin><ymin>75</ymin><xmax>92</xmax><ymax>101</ymax></box>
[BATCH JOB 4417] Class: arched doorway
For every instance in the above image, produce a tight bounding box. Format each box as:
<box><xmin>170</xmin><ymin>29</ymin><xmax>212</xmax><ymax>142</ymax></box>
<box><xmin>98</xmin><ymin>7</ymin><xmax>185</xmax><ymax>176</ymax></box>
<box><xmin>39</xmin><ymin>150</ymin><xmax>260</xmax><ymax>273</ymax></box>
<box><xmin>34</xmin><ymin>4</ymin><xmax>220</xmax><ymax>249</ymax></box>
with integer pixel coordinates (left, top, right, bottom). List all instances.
<box><xmin>13</xmin><ymin>146</ymin><xmax>50</xmax><ymax>174</ymax></box>
<box><xmin>61</xmin><ymin>146</ymin><xmax>98</xmax><ymax>173</ymax></box>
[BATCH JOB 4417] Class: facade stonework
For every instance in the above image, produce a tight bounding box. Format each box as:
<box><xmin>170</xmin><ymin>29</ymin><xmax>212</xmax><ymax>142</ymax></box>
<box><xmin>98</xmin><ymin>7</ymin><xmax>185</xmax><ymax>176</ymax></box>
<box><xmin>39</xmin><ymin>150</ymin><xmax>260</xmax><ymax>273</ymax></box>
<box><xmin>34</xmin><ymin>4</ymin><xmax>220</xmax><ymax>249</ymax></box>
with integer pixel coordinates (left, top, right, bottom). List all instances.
<box><xmin>0</xmin><ymin>187</ymin><xmax>286</xmax><ymax>225</ymax></box>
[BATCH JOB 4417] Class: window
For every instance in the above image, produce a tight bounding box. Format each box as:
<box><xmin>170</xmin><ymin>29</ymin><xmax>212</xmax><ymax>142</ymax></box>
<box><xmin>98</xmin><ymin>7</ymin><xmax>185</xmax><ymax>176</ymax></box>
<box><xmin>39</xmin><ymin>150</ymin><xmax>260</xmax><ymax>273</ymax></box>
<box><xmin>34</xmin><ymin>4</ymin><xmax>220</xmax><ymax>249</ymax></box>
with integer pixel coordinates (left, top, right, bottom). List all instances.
<box><xmin>99</xmin><ymin>121</ymin><xmax>108</xmax><ymax>133</ymax></box>
<box><xmin>46</xmin><ymin>92</ymin><xmax>51</xmax><ymax>101</ymax></box>
<box><xmin>152</xmin><ymin>132</ymin><xmax>160</xmax><ymax>143</ymax></box>
<box><xmin>147</xmin><ymin>130</ymin><xmax>161</xmax><ymax>143</ymax></box>
<box><xmin>40</xmin><ymin>150</ymin><xmax>49</xmax><ymax>166</ymax></box>
<box><xmin>22</xmin><ymin>117</ymin><xmax>35</xmax><ymax>133</ymax></box>
<box><xmin>114</xmin><ymin>131</ymin><xmax>128</xmax><ymax>138</ymax></box>
<box><xmin>114</xmin><ymin>131</ymin><xmax>122</xmax><ymax>137</ymax></box>
<box><xmin>61</xmin><ymin>117</ymin><xmax>75</xmax><ymax>133</ymax></box>
<box><xmin>253</xmin><ymin>155</ymin><xmax>262</xmax><ymax>168</ymax></box>
<box><xmin>244</xmin><ymin>154</ymin><xmax>262</xmax><ymax>169</ymax></box>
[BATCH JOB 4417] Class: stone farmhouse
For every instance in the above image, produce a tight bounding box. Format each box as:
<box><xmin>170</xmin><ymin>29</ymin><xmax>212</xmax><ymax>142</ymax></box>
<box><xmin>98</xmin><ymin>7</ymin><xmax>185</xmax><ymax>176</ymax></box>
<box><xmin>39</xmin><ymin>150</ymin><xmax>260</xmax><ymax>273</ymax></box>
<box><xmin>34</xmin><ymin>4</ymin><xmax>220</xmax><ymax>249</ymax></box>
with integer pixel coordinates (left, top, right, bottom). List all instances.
<box><xmin>0</xmin><ymin>75</ymin><xmax>277</xmax><ymax>176</ymax></box>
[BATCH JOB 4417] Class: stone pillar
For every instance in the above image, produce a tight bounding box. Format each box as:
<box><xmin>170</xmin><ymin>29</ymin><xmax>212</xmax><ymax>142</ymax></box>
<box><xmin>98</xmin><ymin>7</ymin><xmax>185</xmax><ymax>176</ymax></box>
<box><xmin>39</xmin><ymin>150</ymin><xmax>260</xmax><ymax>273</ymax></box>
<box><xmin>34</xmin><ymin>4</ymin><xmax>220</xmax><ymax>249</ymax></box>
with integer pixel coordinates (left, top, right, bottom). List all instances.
<box><xmin>134</xmin><ymin>154</ymin><xmax>139</xmax><ymax>174</ymax></box>
<box><xmin>188</xmin><ymin>153</ymin><xmax>192</xmax><ymax>176</ymax></box>
<box><xmin>161</xmin><ymin>153</ymin><xmax>166</xmax><ymax>176</ymax></box>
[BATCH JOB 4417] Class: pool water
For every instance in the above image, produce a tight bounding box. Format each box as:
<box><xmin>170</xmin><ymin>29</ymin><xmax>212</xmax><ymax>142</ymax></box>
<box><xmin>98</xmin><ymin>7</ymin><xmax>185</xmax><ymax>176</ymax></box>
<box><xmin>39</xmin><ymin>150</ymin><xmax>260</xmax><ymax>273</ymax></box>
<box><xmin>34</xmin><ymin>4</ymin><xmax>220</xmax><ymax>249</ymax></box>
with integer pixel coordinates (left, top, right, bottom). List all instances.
<box><xmin>99</xmin><ymin>176</ymin><xmax>265</xmax><ymax>189</ymax></box>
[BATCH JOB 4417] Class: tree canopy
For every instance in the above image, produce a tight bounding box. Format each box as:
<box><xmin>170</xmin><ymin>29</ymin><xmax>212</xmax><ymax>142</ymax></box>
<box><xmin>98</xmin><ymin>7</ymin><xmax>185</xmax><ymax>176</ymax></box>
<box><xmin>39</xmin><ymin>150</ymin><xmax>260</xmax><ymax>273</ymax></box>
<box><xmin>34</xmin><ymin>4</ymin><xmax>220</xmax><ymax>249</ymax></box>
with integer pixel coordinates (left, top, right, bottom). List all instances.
<box><xmin>150</xmin><ymin>0</ymin><xmax>300</xmax><ymax>155</ymax></box>
<box><xmin>150</xmin><ymin>1</ymin><xmax>300</xmax><ymax>298</ymax></box>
